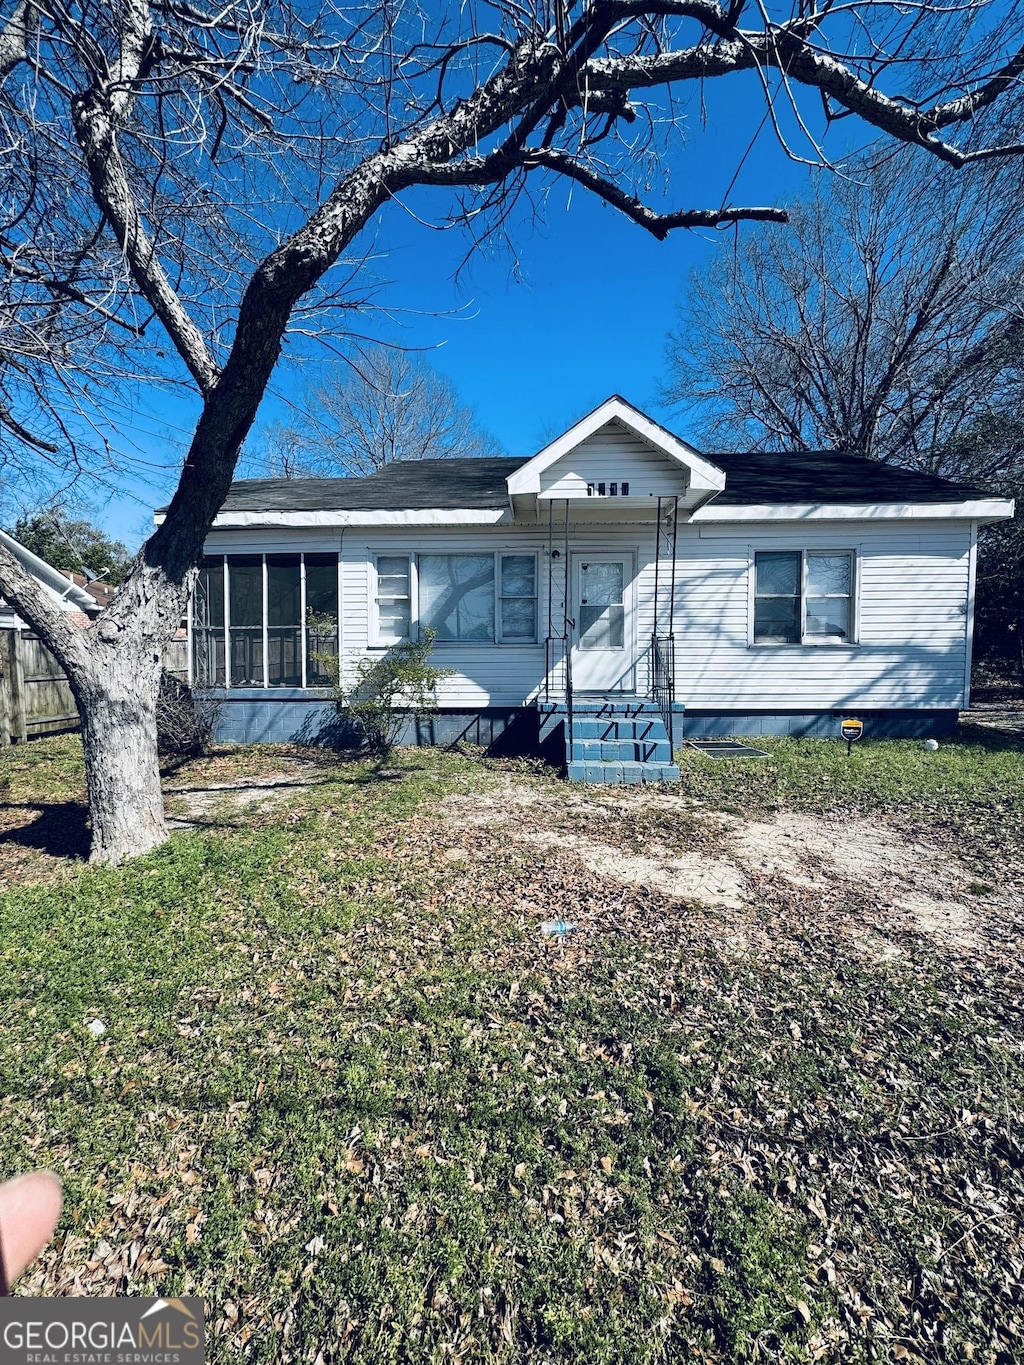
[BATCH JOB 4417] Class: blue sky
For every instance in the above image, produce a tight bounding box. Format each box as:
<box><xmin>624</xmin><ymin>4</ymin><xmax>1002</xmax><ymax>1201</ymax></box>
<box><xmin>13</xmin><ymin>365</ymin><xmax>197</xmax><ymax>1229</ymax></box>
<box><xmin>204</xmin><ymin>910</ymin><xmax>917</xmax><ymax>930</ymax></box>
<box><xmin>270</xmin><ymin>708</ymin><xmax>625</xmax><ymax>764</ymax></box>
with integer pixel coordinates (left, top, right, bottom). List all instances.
<box><xmin>92</xmin><ymin>71</ymin><xmax>853</xmax><ymax>549</ymax></box>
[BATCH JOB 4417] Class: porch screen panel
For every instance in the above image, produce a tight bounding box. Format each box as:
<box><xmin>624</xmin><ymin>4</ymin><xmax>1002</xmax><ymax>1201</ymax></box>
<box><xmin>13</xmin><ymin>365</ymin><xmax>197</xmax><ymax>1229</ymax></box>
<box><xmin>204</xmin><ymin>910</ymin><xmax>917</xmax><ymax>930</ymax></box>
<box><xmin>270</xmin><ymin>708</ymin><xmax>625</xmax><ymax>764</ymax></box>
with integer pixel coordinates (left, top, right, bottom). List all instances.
<box><xmin>499</xmin><ymin>555</ymin><xmax>537</xmax><ymax>641</ymax></box>
<box><xmin>753</xmin><ymin>552</ymin><xmax>800</xmax><ymax>643</ymax></box>
<box><xmin>193</xmin><ymin>556</ymin><xmax>225</xmax><ymax>686</ymax></box>
<box><xmin>267</xmin><ymin>555</ymin><xmax>301</xmax><ymax>687</ymax></box>
<box><xmin>420</xmin><ymin>554</ymin><xmax>495</xmax><ymax>641</ymax></box>
<box><xmin>579</xmin><ymin>561</ymin><xmax>624</xmax><ymax>649</ymax></box>
<box><xmin>305</xmin><ymin>553</ymin><xmax>339</xmax><ymax>685</ymax></box>
<box><xmin>228</xmin><ymin>555</ymin><xmax>264</xmax><ymax>685</ymax></box>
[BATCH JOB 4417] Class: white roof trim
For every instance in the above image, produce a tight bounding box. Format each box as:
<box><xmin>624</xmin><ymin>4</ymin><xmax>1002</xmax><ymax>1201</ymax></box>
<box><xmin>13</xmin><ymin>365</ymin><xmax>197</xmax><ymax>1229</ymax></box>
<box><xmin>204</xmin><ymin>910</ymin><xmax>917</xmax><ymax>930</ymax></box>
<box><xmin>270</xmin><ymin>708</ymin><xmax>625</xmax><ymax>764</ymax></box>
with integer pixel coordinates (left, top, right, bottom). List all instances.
<box><xmin>691</xmin><ymin>498</ymin><xmax>1015</xmax><ymax>522</ymax></box>
<box><xmin>194</xmin><ymin>508</ymin><xmax>512</xmax><ymax>530</ymax></box>
<box><xmin>0</xmin><ymin>528</ymin><xmax>99</xmax><ymax>614</ymax></box>
<box><xmin>506</xmin><ymin>395</ymin><xmax>726</xmax><ymax>496</ymax></box>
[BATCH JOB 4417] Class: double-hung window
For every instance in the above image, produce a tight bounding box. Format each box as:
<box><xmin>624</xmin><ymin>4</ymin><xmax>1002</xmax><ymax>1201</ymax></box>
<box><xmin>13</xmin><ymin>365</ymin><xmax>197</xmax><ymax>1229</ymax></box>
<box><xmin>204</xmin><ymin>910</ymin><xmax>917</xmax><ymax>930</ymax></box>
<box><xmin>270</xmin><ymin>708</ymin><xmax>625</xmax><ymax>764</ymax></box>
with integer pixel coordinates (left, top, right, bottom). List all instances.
<box><xmin>753</xmin><ymin>551</ymin><xmax>855</xmax><ymax>645</ymax></box>
<box><xmin>372</xmin><ymin>552</ymin><xmax>538</xmax><ymax>644</ymax></box>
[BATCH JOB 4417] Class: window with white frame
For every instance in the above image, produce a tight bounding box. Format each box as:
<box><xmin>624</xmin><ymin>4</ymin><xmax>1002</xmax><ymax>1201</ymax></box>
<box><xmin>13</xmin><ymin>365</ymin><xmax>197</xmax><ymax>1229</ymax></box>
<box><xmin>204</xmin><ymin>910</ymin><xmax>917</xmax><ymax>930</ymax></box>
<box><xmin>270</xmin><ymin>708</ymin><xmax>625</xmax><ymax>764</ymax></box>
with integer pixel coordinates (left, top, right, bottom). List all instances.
<box><xmin>192</xmin><ymin>553</ymin><xmax>339</xmax><ymax>687</ymax></box>
<box><xmin>372</xmin><ymin>551</ymin><xmax>538</xmax><ymax>644</ymax></box>
<box><xmin>753</xmin><ymin>550</ymin><xmax>855</xmax><ymax>645</ymax></box>
<box><xmin>374</xmin><ymin>555</ymin><xmax>412</xmax><ymax>645</ymax></box>
<box><xmin>498</xmin><ymin>555</ymin><xmax>538</xmax><ymax>641</ymax></box>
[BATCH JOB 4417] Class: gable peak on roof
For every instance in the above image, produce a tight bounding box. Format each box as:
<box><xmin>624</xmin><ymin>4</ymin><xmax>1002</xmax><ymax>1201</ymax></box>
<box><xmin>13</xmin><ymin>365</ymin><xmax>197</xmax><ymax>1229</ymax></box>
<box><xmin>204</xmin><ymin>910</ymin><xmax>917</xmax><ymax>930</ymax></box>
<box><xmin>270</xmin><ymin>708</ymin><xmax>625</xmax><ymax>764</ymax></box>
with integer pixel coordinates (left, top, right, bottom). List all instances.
<box><xmin>506</xmin><ymin>395</ymin><xmax>726</xmax><ymax>500</ymax></box>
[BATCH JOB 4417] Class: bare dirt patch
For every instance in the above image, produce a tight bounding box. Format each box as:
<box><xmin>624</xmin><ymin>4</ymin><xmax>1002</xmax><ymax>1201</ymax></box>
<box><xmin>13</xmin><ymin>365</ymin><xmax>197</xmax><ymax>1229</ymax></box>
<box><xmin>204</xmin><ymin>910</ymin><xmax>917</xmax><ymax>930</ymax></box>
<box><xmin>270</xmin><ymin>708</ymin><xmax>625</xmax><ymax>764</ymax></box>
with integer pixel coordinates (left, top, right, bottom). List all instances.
<box><xmin>164</xmin><ymin>764</ymin><xmax>334</xmax><ymax>825</ymax></box>
<box><xmin>439</xmin><ymin>774</ymin><xmax>1018</xmax><ymax>955</ymax></box>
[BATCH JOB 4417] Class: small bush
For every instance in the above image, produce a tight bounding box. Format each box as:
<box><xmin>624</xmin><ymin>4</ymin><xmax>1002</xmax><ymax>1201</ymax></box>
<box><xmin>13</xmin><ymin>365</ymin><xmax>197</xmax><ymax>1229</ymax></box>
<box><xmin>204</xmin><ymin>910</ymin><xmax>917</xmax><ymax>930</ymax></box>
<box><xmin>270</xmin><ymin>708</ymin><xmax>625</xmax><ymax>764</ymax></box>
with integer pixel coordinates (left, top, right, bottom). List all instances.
<box><xmin>321</xmin><ymin>630</ymin><xmax>453</xmax><ymax>756</ymax></box>
<box><xmin>155</xmin><ymin>673</ymin><xmax>221</xmax><ymax>757</ymax></box>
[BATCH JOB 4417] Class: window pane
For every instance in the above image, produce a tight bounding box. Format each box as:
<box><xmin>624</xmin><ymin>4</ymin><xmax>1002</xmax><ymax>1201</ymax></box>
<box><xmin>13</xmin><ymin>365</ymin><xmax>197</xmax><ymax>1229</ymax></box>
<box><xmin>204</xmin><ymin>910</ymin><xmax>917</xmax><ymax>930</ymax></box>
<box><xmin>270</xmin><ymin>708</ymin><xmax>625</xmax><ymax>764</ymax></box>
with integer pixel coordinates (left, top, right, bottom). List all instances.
<box><xmin>228</xmin><ymin>556</ymin><xmax>263</xmax><ymax>627</ymax></box>
<box><xmin>267</xmin><ymin>555</ymin><xmax>300</xmax><ymax>627</ymax></box>
<box><xmin>377</xmin><ymin>607</ymin><xmax>410</xmax><ymax>638</ymax></box>
<box><xmin>755</xmin><ymin>552</ymin><xmax>800</xmax><ymax>597</ymax></box>
<box><xmin>230</xmin><ymin>629</ymin><xmax>263</xmax><ymax>685</ymax></box>
<box><xmin>192</xmin><ymin>631</ymin><xmax>225</xmax><ymax>687</ymax></box>
<box><xmin>194</xmin><ymin>557</ymin><xmax>224</xmax><ymax>630</ymax></box>
<box><xmin>304</xmin><ymin>555</ymin><xmax>339</xmax><ymax>683</ymax></box>
<box><xmin>377</xmin><ymin>554</ymin><xmax>408</xmax><ymax>575</ymax></box>
<box><xmin>806</xmin><ymin>597</ymin><xmax>851</xmax><ymax>640</ymax></box>
<box><xmin>305</xmin><ymin>555</ymin><xmax>339</xmax><ymax>617</ymax></box>
<box><xmin>268</xmin><ymin>629</ymin><xmax>302</xmax><ymax>687</ymax></box>
<box><xmin>580</xmin><ymin>561</ymin><xmax>623</xmax><ymax>606</ymax></box>
<box><xmin>580</xmin><ymin>603</ymin><xmax>625</xmax><ymax>650</ymax></box>
<box><xmin>192</xmin><ymin>559</ymin><xmax>225</xmax><ymax>686</ymax></box>
<box><xmin>500</xmin><ymin>555</ymin><xmax>535</xmax><ymax>598</ymax></box>
<box><xmin>226</xmin><ymin>556</ymin><xmax>263</xmax><ymax>685</ymax></box>
<box><xmin>375</xmin><ymin>556</ymin><xmax>409</xmax><ymax>642</ymax></box>
<box><xmin>420</xmin><ymin>555</ymin><xmax>495</xmax><ymax>641</ymax></box>
<box><xmin>754</xmin><ymin>597</ymin><xmax>800</xmax><ymax>643</ymax></box>
<box><xmin>501</xmin><ymin>597</ymin><xmax>536</xmax><ymax>640</ymax></box>
<box><xmin>807</xmin><ymin>553</ymin><xmax>851</xmax><ymax>596</ymax></box>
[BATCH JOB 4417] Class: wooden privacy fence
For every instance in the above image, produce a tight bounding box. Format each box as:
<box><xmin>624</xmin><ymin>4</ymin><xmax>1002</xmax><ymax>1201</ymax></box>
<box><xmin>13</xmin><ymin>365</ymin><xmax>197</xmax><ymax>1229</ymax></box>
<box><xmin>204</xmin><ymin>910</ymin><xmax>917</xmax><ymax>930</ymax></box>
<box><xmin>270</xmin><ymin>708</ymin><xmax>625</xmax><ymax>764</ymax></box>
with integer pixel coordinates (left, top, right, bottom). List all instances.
<box><xmin>0</xmin><ymin>629</ymin><xmax>190</xmax><ymax>746</ymax></box>
<box><xmin>0</xmin><ymin>629</ymin><xmax>79</xmax><ymax>745</ymax></box>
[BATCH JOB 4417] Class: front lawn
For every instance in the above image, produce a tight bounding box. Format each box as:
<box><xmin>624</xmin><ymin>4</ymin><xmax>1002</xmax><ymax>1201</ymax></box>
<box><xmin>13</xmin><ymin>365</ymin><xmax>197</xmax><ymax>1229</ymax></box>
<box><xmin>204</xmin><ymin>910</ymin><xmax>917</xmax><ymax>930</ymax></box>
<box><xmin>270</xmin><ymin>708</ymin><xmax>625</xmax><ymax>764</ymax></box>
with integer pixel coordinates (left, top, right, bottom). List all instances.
<box><xmin>0</xmin><ymin>736</ymin><xmax>1022</xmax><ymax>1362</ymax></box>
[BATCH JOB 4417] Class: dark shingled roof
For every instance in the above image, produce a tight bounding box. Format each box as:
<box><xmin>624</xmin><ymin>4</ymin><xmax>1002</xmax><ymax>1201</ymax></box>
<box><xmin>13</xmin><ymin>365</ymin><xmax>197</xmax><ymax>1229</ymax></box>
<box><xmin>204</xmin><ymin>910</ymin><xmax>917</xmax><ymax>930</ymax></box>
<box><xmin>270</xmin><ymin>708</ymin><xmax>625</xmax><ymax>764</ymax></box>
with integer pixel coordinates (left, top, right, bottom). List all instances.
<box><xmin>198</xmin><ymin>450</ymin><xmax>996</xmax><ymax>516</ymax></box>
<box><xmin>217</xmin><ymin>458</ymin><xmax>526</xmax><ymax>512</ymax></box>
<box><xmin>706</xmin><ymin>450</ymin><xmax>996</xmax><ymax>505</ymax></box>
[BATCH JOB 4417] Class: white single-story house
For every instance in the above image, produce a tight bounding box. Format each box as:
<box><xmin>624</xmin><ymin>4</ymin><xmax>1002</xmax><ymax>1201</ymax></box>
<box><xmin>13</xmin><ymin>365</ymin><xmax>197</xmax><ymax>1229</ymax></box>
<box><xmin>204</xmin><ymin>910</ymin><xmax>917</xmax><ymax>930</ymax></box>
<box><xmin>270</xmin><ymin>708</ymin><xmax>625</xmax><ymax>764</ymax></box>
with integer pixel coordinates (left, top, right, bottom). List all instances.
<box><xmin>172</xmin><ymin>396</ymin><xmax>1014</xmax><ymax>782</ymax></box>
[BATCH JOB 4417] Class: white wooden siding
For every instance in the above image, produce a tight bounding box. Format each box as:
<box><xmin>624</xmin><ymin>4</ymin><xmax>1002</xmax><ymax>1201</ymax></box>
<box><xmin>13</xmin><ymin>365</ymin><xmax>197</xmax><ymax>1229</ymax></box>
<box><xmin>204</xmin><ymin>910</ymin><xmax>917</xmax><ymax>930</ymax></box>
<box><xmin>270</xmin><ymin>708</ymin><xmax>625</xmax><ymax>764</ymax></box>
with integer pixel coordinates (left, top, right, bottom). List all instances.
<box><xmin>539</xmin><ymin>423</ymin><xmax>687</xmax><ymax>499</ymax></box>
<box><xmin>201</xmin><ymin>517</ymin><xmax>973</xmax><ymax>711</ymax></box>
<box><xmin>674</xmin><ymin>522</ymin><xmax>971</xmax><ymax>709</ymax></box>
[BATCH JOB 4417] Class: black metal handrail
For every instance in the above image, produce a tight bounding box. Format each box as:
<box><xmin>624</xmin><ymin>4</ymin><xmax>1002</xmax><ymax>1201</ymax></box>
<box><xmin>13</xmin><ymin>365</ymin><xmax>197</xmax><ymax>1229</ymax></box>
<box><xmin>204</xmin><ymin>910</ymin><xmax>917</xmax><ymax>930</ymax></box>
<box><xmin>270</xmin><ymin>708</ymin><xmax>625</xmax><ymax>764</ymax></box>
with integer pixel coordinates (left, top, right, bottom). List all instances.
<box><xmin>651</xmin><ymin>634</ymin><xmax>675</xmax><ymax>731</ymax></box>
<box><xmin>544</xmin><ymin>634</ymin><xmax>573</xmax><ymax>742</ymax></box>
<box><xmin>544</xmin><ymin>635</ymin><xmax>572</xmax><ymax>703</ymax></box>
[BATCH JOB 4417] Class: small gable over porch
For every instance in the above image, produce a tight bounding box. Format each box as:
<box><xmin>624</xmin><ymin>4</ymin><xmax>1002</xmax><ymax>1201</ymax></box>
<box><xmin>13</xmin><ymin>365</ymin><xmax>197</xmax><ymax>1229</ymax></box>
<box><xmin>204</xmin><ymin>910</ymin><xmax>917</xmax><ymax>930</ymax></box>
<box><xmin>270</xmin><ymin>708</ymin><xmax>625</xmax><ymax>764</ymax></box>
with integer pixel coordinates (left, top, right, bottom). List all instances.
<box><xmin>506</xmin><ymin>395</ymin><xmax>725</xmax><ymax>519</ymax></box>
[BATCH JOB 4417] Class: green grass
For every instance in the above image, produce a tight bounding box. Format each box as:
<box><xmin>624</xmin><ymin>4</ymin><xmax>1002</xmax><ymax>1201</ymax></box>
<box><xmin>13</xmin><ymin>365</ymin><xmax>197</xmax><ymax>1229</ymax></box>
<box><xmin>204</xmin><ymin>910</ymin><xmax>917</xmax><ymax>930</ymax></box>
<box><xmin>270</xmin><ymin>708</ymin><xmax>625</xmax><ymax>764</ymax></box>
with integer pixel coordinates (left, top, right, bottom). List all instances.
<box><xmin>677</xmin><ymin>730</ymin><xmax>1024</xmax><ymax>860</ymax></box>
<box><xmin>1</xmin><ymin>736</ymin><xmax>1022</xmax><ymax>1362</ymax></box>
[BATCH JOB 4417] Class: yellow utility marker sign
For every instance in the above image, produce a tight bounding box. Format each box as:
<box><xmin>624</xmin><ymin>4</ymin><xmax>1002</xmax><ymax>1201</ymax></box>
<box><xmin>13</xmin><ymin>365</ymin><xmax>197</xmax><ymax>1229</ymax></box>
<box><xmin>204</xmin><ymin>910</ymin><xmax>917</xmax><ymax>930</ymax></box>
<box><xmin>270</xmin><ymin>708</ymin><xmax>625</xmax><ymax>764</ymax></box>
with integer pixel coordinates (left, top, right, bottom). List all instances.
<box><xmin>840</xmin><ymin>717</ymin><xmax>863</xmax><ymax>755</ymax></box>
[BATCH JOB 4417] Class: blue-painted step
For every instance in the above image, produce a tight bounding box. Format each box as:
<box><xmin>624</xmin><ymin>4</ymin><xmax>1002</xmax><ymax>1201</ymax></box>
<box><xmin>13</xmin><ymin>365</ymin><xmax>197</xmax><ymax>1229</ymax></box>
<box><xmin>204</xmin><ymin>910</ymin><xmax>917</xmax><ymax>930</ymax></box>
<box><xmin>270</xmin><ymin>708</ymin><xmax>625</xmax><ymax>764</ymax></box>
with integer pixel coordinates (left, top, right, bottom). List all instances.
<box><xmin>567</xmin><ymin>761</ymin><xmax>680</xmax><ymax>785</ymax></box>
<box><xmin>540</xmin><ymin>694</ymin><xmax>682</xmax><ymax>785</ymax></box>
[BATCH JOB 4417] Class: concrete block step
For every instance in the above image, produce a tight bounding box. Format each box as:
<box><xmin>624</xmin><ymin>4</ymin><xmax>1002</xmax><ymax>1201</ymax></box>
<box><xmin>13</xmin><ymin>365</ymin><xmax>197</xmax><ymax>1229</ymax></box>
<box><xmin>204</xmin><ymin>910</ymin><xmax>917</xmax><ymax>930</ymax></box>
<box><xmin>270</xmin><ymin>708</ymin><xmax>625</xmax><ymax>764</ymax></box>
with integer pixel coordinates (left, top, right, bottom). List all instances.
<box><xmin>566</xmin><ymin>760</ymin><xmax>680</xmax><ymax>785</ymax></box>
<box><xmin>570</xmin><ymin>718</ymin><xmax>666</xmax><ymax>742</ymax></box>
<box><xmin>647</xmin><ymin>764</ymin><xmax>680</xmax><ymax>783</ymax></box>
<box><xmin>539</xmin><ymin>715</ymin><xmax>567</xmax><ymax>743</ymax></box>
<box><xmin>570</xmin><ymin>698</ymin><xmax>662</xmax><ymax>715</ymax></box>
<box><xmin>570</xmin><ymin>740</ymin><xmax>672</xmax><ymax>763</ymax></box>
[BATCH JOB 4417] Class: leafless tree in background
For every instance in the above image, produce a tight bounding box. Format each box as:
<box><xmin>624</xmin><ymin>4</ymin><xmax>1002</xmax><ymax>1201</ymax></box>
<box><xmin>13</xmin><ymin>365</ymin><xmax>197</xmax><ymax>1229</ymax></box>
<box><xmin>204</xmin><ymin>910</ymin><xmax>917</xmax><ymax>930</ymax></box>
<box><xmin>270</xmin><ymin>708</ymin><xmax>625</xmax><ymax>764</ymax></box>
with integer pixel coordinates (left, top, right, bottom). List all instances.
<box><xmin>2</xmin><ymin>0</ymin><xmax>1024</xmax><ymax>862</ymax></box>
<box><xmin>664</xmin><ymin>147</ymin><xmax>1024</xmax><ymax>483</ymax></box>
<box><xmin>265</xmin><ymin>351</ymin><xmax>502</xmax><ymax>476</ymax></box>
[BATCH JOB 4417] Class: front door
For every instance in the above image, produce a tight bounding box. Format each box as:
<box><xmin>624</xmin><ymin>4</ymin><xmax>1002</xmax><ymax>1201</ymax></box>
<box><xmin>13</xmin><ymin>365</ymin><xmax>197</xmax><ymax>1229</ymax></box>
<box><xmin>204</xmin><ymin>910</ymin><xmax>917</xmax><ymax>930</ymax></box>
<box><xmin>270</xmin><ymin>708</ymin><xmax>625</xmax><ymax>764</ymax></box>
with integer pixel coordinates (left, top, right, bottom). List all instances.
<box><xmin>571</xmin><ymin>554</ymin><xmax>634</xmax><ymax>692</ymax></box>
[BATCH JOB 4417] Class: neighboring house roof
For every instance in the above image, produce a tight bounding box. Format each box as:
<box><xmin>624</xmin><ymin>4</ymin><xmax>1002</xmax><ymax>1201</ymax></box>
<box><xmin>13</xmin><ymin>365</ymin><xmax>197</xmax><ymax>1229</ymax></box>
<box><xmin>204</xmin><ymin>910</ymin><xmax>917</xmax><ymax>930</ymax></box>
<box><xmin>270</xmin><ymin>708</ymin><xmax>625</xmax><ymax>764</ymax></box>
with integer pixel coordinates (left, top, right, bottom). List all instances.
<box><xmin>57</xmin><ymin>569</ymin><xmax>118</xmax><ymax>610</ymax></box>
<box><xmin>0</xmin><ymin>529</ymin><xmax>100</xmax><ymax>620</ymax></box>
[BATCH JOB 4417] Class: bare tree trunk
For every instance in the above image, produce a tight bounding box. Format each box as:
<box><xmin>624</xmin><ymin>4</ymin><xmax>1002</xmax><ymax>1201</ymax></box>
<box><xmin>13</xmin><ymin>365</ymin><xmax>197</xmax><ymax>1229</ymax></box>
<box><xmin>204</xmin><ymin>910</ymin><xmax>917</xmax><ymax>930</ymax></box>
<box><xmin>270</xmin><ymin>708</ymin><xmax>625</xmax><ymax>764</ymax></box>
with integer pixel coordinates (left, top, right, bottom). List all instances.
<box><xmin>74</xmin><ymin>654</ymin><xmax>166</xmax><ymax>863</ymax></box>
<box><xmin>0</xmin><ymin>538</ymin><xmax>183</xmax><ymax>864</ymax></box>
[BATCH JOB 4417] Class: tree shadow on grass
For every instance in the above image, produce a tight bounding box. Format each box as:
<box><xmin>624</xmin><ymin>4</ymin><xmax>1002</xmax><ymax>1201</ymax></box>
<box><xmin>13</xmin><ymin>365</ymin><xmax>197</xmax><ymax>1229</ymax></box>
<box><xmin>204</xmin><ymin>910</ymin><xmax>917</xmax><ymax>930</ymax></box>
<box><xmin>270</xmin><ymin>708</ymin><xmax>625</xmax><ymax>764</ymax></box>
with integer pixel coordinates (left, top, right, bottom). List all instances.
<box><xmin>0</xmin><ymin>801</ymin><xmax>90</xmax><ymax>861</ymax></box>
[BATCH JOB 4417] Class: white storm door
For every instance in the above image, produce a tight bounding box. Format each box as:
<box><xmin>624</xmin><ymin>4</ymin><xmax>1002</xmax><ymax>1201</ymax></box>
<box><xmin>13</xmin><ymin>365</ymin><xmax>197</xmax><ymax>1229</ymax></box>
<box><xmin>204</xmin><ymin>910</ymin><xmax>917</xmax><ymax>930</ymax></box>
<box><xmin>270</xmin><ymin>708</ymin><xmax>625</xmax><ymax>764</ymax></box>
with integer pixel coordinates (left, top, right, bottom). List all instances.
<box><xmin>571</xmin><ymin>554</ymin><xmax>634</xmax><ymax>691</ymax></box>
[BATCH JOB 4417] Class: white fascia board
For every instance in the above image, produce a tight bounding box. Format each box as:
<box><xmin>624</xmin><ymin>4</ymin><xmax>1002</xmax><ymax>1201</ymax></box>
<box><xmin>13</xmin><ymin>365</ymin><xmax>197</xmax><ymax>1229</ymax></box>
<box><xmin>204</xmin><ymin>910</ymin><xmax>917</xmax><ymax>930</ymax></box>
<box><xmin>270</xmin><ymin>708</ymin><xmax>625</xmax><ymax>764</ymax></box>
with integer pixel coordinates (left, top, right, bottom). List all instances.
<box><xmin>690</xmin><ymin>498</ymin><xmax>1015</xmax><ymax>522</ymax></box>
<box><xmin>505</xmin><ymin>395</ymin><xmax>726</xmax><ymax>495</ymax></box>
<box><xmin>202</xmin><ymin>507</ymin><xmax>511</xmax><ymax>530</ymax></box>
